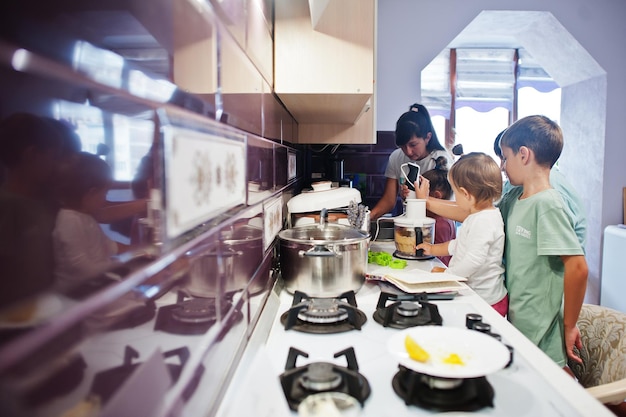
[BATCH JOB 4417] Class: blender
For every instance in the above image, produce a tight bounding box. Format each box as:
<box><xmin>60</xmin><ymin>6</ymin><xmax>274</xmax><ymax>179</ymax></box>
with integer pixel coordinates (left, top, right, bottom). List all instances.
<box><xmin>393</xmin><ymin>199</ymin><xmax>435</xmax><ymax>260</ymax></box>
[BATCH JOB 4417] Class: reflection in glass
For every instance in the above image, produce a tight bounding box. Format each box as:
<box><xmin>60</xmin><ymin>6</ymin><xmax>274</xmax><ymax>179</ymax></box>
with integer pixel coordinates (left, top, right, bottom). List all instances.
<box><xmin>52</xmin><ymin>100</ymin><xmax>104</xmax><ymax>157</ymax></box>
<box><xmin>72</xmin><ymin>41</ymin><xmax>124</xmax><ymax>89</ymax></box>
<box><xmin>53</xmin><ymin>100</ymin><xmax>154</xmax><ymax>182</ymax></box>
<box><xmin>128</xmin><ymin>69</ymin><xmax>176</xmax><ymax>103</ymax></box>
<box><xmin>111</xmin><ymin>114</ymin><xmax>154</xmax><ymax>182</ymax></box>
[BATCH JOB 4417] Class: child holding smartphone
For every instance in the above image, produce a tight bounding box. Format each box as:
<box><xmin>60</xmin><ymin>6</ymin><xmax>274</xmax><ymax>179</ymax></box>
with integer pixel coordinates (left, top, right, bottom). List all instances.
<box><xmin>417</xmin><ymin>152</ymin><xmax>508</xmax><ymax>316</ymax></box>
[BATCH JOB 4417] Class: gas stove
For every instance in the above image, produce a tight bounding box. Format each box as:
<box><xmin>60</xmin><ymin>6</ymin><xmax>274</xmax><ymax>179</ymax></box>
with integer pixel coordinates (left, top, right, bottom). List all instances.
<box><xmin>215</xmin><ymin>242</ymin><xmax>613</xmax><ymax>417</ymax></box>
<box><xmin>372</xmin><ymin>291</ymin><xmax>442</xmax><ymax>329</ymax></box>
<box><xmin>217</xmin><ymin>285</ymin><xmax>612</xmax><ymax>416</ymax></box>
<box><xmin>280</xmin><ymin>290</ymin><xmax>367</xmax><ymax>333</ymax></box>
<box><xmin>278</xmin><ymin>346</ymin><xmax>370</xmax><ymax>410</ymax></box>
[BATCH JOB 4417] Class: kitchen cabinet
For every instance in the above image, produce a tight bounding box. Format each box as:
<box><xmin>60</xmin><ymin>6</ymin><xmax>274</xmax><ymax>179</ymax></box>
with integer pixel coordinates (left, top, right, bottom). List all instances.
<box><xmin>220</xmin><ymin>26</ymin><xmax>264</xmax><ymax>136</ymax></box>
<box><xmin>172</xmin><ymin>0</ymin><xmax>218</xmax><ymax>102</ymax></box>
<box><xmin>207</xmin><ymin>0</ymin><xmax>273</xmax><ymax>87</ymax></box>
<box><xmin>262</xmin><ymin>79</ymin><xmax>297</xmax><ymax>143</ymax></box>
<box><xmin>245</xmin><ymin>0</ymin><xmax>274</xmax><ymax>87</ymax></box>
<box><xmin>274</xmin><ymin>0</ymin><xmax>377</xmax><ymax>144</ymax></box>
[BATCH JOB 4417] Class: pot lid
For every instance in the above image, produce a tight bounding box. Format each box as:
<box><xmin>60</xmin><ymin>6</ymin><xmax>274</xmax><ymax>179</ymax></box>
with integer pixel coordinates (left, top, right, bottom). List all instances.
<box><xmin>393</xmin><ymin>216</ymin><xmax>436</xmax><ymax>227</ymax></box>
<box><xmin>279</xmin><ymin>223</ymin><xmax>369</xmax><ymax>243</ymax></box>
<box><xmin>287</xmin><ymin>187</ymin><xmax>361</xmax><ymax>214</ymax></box>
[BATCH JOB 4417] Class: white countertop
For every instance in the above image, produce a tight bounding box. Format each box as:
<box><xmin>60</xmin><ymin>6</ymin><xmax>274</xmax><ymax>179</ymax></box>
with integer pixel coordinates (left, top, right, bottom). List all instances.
<box><xmin>216</xmin><ymin>242</ymin><xmax>612</xmax><ymax>417</ymax></box>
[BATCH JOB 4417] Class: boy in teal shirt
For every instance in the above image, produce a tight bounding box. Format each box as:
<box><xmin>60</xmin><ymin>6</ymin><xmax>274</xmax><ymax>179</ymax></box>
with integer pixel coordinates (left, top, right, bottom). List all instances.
<box><xmin>498</xmin><ymin>115</ymin><xmax>588</xmax><ymax>367</ymax></box>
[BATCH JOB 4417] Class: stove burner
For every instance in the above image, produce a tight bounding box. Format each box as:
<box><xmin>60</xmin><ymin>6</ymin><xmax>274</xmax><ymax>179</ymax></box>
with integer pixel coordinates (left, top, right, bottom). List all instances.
<box><xmin>392</xmin><ymin>365</ymin><xmax>494</xmax><ymax>412</ymax></box>
<box><xmin>279</xmin><ymin>347</ymin><xmax>371</xmax><ymax>411</ymax></box>
<box><xmin>299</xmin><ymin>362</ymin><xmax>343</xmax><ymax>391</ymax></box>
<box><xmin>373</xmin><ymin>292</ymin><xmax>442</xmax><ymax>329</ymax></box>
<box><xmin>297</xmin><ymin>298</ymin><xmax>349</xmax><ymax>324</ymax></box>
<box><xmin>280</xmin><ymin>291</ymin><xmax>367</xmax><ymax>333</ymax></box>
<box><xmin>154</xmin><ymin>292</ymin><xmax>241</xmax><ymax>335</ymax></box>
<box><xmin>171</xmin><ymin>298</ymin><xmax>218</xmax><ymax>324</ymax></box>
<box><xmin>397</xmin><ymin>301</ymin><xmax>421</xmax><ymax>317</ymax></box>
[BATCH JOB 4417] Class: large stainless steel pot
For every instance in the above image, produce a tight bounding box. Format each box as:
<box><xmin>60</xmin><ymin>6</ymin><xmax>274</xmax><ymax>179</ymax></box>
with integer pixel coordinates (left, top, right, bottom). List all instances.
<box><xmin>185</xmin><ymin>225</ymin><xmax>264</xmax><ymax>298</ymax></box>
<box><xmin>278</xmin><ymin>223</ymin><xmax>370</xmax><ymax>298</ymax></box>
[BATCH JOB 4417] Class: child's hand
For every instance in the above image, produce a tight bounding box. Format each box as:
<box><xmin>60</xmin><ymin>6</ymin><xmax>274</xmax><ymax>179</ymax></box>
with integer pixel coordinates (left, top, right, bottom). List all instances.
<box><xmin>416</xmin><ymin>175</ymin><xmax>429</xmax><ymax>199</ymax></box>
<box><xmin>565</xmin><ymin>325</ymin><xmax>583</xmax><ymax>364</ymax></box>
<box><xmin>431</xmin><ymin>266</ymin><xmax>446</xmax><ymax>273</ymax></box>
<box><xmin>400</xmin><ymin>182</ymin><xmax>411</xmax><ymax>200</ymax></box>
<box><xmin>416</xmin><ymin>242</ymin><xmax>432</xmax><ymax>255</ymax></box>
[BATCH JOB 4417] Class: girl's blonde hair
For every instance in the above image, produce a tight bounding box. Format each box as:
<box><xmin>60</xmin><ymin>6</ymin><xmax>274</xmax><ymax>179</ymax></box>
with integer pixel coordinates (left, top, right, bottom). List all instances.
<box><xmin>449</xmin><ymin>152</ymin><xmax>502</xmax><ymax>203</ymax></box>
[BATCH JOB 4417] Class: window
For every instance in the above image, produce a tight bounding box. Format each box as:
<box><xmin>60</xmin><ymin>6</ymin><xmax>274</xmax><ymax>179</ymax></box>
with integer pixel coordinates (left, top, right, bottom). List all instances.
<box><xmin>53</xmin><ymin>100</ymin><xmax>153</xmax><ymax>182</ymax></box>
<box><xmin>423</xmin><ymin>48</ymin><xmax>561</xmax><ymax>161</ymax></box>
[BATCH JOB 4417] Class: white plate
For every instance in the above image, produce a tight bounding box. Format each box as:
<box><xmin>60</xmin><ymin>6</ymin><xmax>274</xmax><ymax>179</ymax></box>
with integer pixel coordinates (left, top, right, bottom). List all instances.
<box><xmin>0</xmin><ymin>294</ymin><xmax>64</xmax><ymax>329</ymax></box>
<box><xmin>387</xmin><ymin>326</ymin><xmax>510</xmax><ymax>378</ymax></box>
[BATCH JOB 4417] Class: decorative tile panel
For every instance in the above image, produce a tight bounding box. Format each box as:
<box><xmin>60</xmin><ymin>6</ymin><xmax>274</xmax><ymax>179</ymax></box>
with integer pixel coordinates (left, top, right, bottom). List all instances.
<box><xmin>288</xmin><ymin>150</ymin><xmax>297</xmax><ymax>181</ymax></box>
<box><xmin>163</xmin><ymin>125</ymin><xmax>246</xmax><ymax>239</ymax></box>
<box><xmin>263</xmin><ymin>194</ymin><xmax>283</xmax><ymax>252</ymax></box>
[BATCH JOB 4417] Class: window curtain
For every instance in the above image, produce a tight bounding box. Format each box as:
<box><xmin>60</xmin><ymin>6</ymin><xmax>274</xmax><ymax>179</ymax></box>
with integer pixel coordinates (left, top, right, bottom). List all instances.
<box><xmin>517</xmin><ymin>48</ymin><xmax>560</xmax><ymax>93</ymax></box>
<box><xmin>455</xmin><ymin>48</ymin><xmax>515</xmax><ymax>113</ymax></box>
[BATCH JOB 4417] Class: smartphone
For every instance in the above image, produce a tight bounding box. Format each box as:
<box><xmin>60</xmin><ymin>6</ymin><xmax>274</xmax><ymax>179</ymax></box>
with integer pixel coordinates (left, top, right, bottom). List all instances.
<box><xmin>401</xmin><ymin>162</ymin><xmax>420</xmax><ymax>191</ymax></box>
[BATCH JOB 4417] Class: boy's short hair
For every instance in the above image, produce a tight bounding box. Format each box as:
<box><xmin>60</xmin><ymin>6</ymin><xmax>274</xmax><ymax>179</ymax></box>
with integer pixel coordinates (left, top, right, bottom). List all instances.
<box><xmin>500</xmin><ymin>115</ymin><xmax>563</xmax><ymax>168</ymax></box>
<box><xmin>449</xmin><ymin>152</ymin><xmax>502</xmax><ymax>203</ymax></box>
<box><xmin>57</xmin><ymin>152</ymin><xmax>112</xmax><ymax>208</ymax></box>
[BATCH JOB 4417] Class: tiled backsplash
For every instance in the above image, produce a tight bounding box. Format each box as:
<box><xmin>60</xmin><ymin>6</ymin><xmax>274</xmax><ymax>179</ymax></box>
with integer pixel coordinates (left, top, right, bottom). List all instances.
<box><xmin>307</xmin><ymin>131</ymin><xmax>404</xmax><ymax>216</ymax></box>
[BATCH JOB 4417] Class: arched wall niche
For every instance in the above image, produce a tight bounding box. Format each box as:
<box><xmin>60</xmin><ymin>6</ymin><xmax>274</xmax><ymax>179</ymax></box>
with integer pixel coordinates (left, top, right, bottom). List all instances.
<box><xmin>437</xmin><ymin>11</ymin><xmax>607</xmax><ymax>302</ymax></box>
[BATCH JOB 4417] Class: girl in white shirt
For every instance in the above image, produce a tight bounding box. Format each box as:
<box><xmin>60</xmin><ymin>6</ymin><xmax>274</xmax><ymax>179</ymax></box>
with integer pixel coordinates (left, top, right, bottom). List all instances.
<box><xmin>53</xmin><ymin>152</ymin><xmax>120</xmax><ymax>292</ymax></box>
<box><xmin>417</xmin><ymin>152</ymin><xmax>508</xmax><ymax>316</ymax></box>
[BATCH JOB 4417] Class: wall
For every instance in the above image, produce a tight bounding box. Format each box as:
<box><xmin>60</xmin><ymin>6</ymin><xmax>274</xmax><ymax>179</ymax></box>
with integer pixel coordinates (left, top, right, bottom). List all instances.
<box><xmin>307</xmin><ymin>132</ymin><xmax>403</xmax><ymax>215</ymax></box>
<box><xmin>376</xmin><ymin>0</ymin><xmax>626</xmax><ymax>303</ymax></box>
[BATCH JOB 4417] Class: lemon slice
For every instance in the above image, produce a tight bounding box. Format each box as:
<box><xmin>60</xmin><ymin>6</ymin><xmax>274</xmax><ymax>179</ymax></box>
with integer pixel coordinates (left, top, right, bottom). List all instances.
<box><xmin>404</xmin><ymin>335</ymin><xmax>430</xmax><ymax>362</ymax></box>
<box><xmin>443</xmin><ymin>353</ymin><xmax>464</xmax><ymax>365</ymax></box>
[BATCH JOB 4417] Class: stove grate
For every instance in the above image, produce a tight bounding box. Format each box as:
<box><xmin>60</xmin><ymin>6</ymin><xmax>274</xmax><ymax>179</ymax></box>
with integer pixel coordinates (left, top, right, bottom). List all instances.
<box><xmin>392</xmin><ymin>365</ymin><xmax>494</xmax><ymax>411</ymax></box>
<box><xmin>373</xmin><ymin>292</ymin><xmax>443</xmax><ymax>329</ymax></box>
<box><xmin>279</xmin><ymin>347</ymin><xmax>371</xmax><ymax>411</ymax></box>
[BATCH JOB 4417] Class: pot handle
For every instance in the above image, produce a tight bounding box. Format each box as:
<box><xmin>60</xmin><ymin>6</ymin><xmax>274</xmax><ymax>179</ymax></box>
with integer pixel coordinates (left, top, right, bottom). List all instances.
<box><xmin>298</xmin><ymin>245</ymin><xmax>342</xmax><ymax>258</ymax></box>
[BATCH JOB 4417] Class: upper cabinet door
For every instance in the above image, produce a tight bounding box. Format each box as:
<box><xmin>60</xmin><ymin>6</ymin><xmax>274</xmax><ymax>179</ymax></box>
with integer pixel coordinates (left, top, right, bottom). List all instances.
<box><xmin>246</xmin><ymin>0</ymin><xmax>274</xmax><ymax>87</ymax></box>
<box><xmin>274</xmin><ymin>0</ymin><xmax>376</xmax><ymax>144</ymax></box>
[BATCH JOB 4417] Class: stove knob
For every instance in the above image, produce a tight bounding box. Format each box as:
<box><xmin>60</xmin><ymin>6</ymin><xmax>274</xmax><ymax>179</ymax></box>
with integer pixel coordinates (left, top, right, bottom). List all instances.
<box><xmin>472</xmin><ymin>322</ymin><xmax>491</xmax><ymax>333</ymax></box>
<box><xmin>465</xmin><ymin>313</ymin><xmax>483</xmax><ymax>329</ymax></box>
